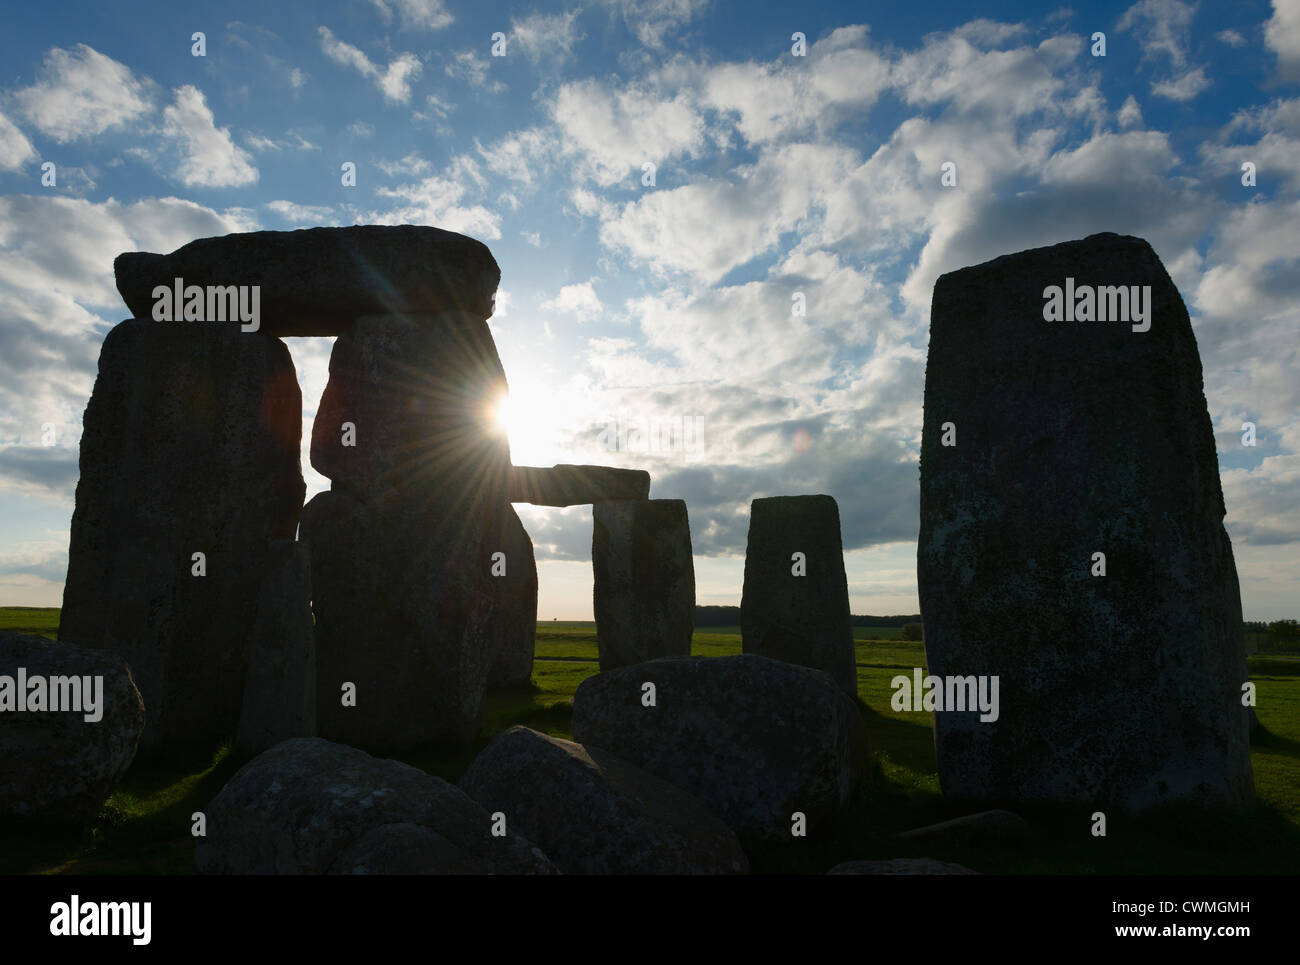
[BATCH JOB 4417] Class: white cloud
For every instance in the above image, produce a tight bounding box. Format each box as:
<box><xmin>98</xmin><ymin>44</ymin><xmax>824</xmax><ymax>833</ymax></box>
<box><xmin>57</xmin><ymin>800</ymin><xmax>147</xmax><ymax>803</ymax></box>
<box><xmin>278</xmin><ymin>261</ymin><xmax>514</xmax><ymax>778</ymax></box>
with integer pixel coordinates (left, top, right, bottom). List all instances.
<box><xmin>13</xmin><ymin>44</ymin><xmax>153</xmax><ymax>143</ymax></box>
<box><xmin>597</xmin><ymin>0</ymin><xmax>710</xmax><ymax>49</ymax></box>
<box><xmin>522</xmin><ymin>230</ymin><xmax>542</xmax><ymax>247</ymax></box>
<box><xmin>1266</xmin><ymin>0</ymin><xmax>1300</xmax><ymax>80</ymax></box>
<box><xmin>369</xmin><ymin>0</ymin><xmax>453</xmax><ymax>31</ymax></box>
<box><xmin>161</xmin><ymin>85</ymin><xmax>259</xmax><ymax>187</ymax></box>
<box><xmin>318</xmin><ymin>26</ymin><xmax>422</xmax><ymax>103</ymax></box>
<box><xmin>0</xmin><ymin>111</ymin><xmax>37</xmax><ymax>171</ymax></box>
<box><xmin>347</xmin><ymin>121</ymin><xmax>375</xmax><ymax>138</ymax></box>
<box><xmin>1116</xmin><ymin>0</ymin><xmax>1197</xmax><ymax>66</ymax></box>
<box><xmin>1152</xmin><ymin>66</ymin><xmax>1210</xmax><ymax>100</ymax></box>
<box><xmin>544</xmin><ymin>281</ymin><xmax>604</xmax><ymax>322</ymax></box>
<box><xmin>477</xmin><ymin>127</ymin><xmax>555</xmax><ymax>186</ymax></box>
<box><xmin>445</xmin><ymin>50</ymin><xmax>504</xmax><ymax>92</ymax></box>
<box><xmin>1117</xmin><ymin>94</ymin><xmax>1144</xmax><ymax>127</ymax></box>
<box><xmin>265</xmin><ymin>200</ymin><xmax>338</xmax><ymax>225</ymax></box>
<box><xmin>370</xmin><ymin>173</ymin><xmax>501</xmax><ymax>239</ymax></box>
<box><xmin>376</xmin><ymin>153</ymin><xmax>434</xmax><ymax>177</ymax></box>
<box><xmin>513</xmin><ymin>9</ymin><xmax>584</xmax><ymax>62</ymax></box>
<box><xmin>1216</xmin><ymin>28</ymin><xmax>1247</xmax><ymax>47</ymax></box>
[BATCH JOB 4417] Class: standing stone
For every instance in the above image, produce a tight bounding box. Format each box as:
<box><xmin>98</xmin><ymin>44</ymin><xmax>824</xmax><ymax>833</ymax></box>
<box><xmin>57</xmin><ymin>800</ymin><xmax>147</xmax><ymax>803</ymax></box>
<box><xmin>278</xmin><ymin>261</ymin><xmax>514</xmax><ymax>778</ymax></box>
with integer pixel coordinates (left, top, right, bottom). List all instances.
<box><xmin>741</xmin><ymin>495</ymin><xmax>856</xmax><ymax>694</ymax></box>
<box><xmin>919</xmin><ymin>232</ymin><xmax>1254</xmax><ymax>811</ymax></box>
<box><xmin>300</xmin><ymin>488</ymin><xmax>499</xmax><ymax>750</ymax></box>
<box><xmin>236</xmin><ymin>541</ymin><xmax>316</xmax><ymax>756</ymax></box>
<box><xmin>572</xmin><ymin>654</ymin><xmax>870</xmax><ymax>842</ymax></box>
<box><xmin>487</xmin><ymin>508</ymin><xmax>536</xmax><ymax>689</ymax></box>
<box><xmin>0</xmin><ymin>632</ymin><xmax>145</xmax><ymax>824</ymax></box>
<box><xmin>591</xmin><ymin>499</ymin><xmax>695</xmax><ymax>671</ymax></box>
<box><xmin>114</xmin><ymin>225</ymin><xmax>501</xmax><ymax>337</ymax></box>
<box><xmin>60</xmin><ymin>318</ymin><xmax>305</xmax><ymax>754</ymax></box>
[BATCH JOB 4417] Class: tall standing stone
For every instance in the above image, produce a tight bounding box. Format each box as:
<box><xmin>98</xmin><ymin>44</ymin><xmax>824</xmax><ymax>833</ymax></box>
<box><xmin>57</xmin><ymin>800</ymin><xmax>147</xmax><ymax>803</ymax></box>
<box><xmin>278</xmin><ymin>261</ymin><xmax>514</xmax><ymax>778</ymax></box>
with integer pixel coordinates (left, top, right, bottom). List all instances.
<box><xmin>919</xmin><ymin>232</ymin><xmax>1253</xmax><ymax>811</ymax></box>
<box><xmin>487</xmin><ymin>507</ymin><xmax>536</xmax><ymax>689</ymax></box>
<box><xmin>236</xmin><ymin>540</ymin><xmax>316</xmax><ymax>756</ymax></box>
<box><xmin>741</xmin><ymin>495</ymin><xmax>855</xmax><ymax>694</ymax></box>
<box><xmin>591</xmin><ymin>499</ymin><xmax>695</xmax><ymax>671</ymax></box>
<box><xmin>60</xmin><ymin>319</ymin><xmax>305</xmax><ymax>754</ymax></box>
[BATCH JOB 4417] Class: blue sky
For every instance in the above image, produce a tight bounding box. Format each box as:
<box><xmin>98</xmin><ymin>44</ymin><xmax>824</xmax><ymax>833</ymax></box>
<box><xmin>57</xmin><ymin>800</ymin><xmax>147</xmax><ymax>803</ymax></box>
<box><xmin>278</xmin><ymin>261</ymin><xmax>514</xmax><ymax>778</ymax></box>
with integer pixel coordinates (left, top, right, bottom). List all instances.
<box><xmin>0</xmin><ymin>0</ymin><xmax>1297</xmax><ymax>619</ymax></box>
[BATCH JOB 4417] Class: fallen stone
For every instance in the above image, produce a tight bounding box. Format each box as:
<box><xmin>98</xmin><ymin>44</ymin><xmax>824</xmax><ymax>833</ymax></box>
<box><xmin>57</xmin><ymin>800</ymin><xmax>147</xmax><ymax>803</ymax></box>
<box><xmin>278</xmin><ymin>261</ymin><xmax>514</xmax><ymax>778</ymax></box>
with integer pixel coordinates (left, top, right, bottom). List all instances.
<box><xmin>235</xmin><ymin>541</ymin><xmax>316</xmax><ymax>756</ymax></box>
<box><xmin>311</xmin><ymin>312</ymin><xmax>512</xmax><ymax>504</ymax></box>
<box><xmin>195</xmin><ymin>737</ymin><xmax>555</xmax><ymax>874</ymax></box>
<box><xmin>0</xmin><ymin>632</ymin><xmax>145</xmax><ymax>824</ymax></box>
<box><xmin>300</xmin><ymin>488</ymin><xmax>499</xmax><ymax>750</ymax></box>
<box><xmin>741</xmin><ymin>494</ymin><xmax>855</xmax><ymax>694</ymax></box>
<box><xmin>487</xmin><ymin>508</ymin><xmax>536</xmax><ymax>689</ymax></box>
<box><xmin>571</xmin><ymin>654</ymin><xmax>869</xmax><ymax>842</ymax></box>
<box><xmin>592</xmin><ymin>499</ymin><xmax>695</xmax><ymax>671</ymax></box>
<box><xmin>114</xmin><ymin>225</ymin><xmax>500</xmax><ymax>337</ymax></box>
<box><xmin>510</xmin><ymin>464</ymin><xmax>651</xmax><ymax>506</ymax></box>
<box><xmin>827</xmin><ymin>858</ymin><xmax>979</xmax><ymax>875</ymax></box>
<box><xmin>896</xmin><ymin>809</ymin><xmax>1028</xmax><ymax>844</ymax></box>
<box><xmin>60</xmin><ymin>318</ymin><xmax>305</xmax><ymax>754</ymax></box>
<box><xmin>919</xmin><ymin>232</ymin><xmax>1254</xmax><ymax>811</ymax></box>
<box><xmin>460</xmin><ymin>726</ymin><xmax>748</xmax><ymax>874</ymax></box>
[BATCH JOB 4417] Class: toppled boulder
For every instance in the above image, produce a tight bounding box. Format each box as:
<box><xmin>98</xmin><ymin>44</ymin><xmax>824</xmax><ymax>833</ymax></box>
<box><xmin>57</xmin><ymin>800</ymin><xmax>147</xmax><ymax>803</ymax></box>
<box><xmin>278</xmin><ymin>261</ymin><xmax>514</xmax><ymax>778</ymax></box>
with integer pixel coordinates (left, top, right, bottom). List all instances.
<box><xmin>114</xmin><ymin>225</ymin><xmax>500</xmax><ymax>337</ymax></box>
<box><xmin>235</xmin><ymin>540</ymin><xmax>316</xmax><ymax>756</ymax></box>
<box><xmin>510</xmin><ymin>464</ymin><xmax>651</xmax><ymax>506</ymax></box>
<box><xmin>571</xmin><ymin>654</ymin><xmax>869</xmax><ymax>842</ymax></box>
<box><xmin>919</xmin><ymin>232</ymin><xmax>1254</xmax><ymax>811</ymax></box>
<box><xmin>195</xmin><ymin>737</ymin><xmax>555</xmax><ymax>874</ymax></box>
<box><xmin>460</xmin><ymin>726</ymin><xmax>748</xmax><ymax>874</ymax></box>
<box><xmin>0</xmin><ymin>632</ymin><xmax>145</xmax><ymax>823</ymax></box>
<box><xmin>60</xmin><ymin>318</ymin><xmax>304</xmax><ymax>753</ymax></box>
<box><xmin>741</xmin><ymin>494</ymin><xmax>856</xmax><ymax>694</ymax></box>
<box><xmin>592</xmin><ymin>499</ymin><xmax>695</xmax><ymax>671</ymax></box>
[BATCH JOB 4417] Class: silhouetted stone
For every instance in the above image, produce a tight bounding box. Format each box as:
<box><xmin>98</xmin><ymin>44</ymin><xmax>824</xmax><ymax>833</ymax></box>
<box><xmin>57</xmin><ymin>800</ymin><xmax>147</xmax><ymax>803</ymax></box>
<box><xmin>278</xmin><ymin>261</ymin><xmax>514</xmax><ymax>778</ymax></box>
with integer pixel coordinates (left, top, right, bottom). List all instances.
<box><xmin>592</xmin><ymin>499</ymin><xmax>695</xmax><ymax>671</ymax></box>
<box><xmin>827</xmin><ymin>859</ymin><xmax>978</xmax><ymax>875</ymax></box>
<box><xmin>919</xmin><ymin>232</ymin><xmax>1254</xmax><ymax>811</ymax></box>
<box><xmin>510</xmin><ymin>464</ymin><xmax>651</xmax><ymax>506</ymax></box>
<box><xmin>236</xmin><ymin>541</ymin><xmax>316</xmax><ymax>756</ymax></box>
<box><xmin>114</xmin><ymin>225</ymin><xmax>500</xmax><ymax>337</ymax></box>
<box><xmin>741</xmin><ymin>494</ymin><xmax>855</xmax><ymax>694</ymax></box>
<box><xmin>300</xmin><ymin>488</ymin><xmax>501</xmax><ymax>750</ymax></box>
<box><xmin>60</xmin><ymin>318</ymin><xmax>304</xmax><ymax>754</ymax></box>
<box><xmin>487</xmin><ymin>508</ymin><xmax>536</xmax><ymax>689</ymax></box>
<box><xmin>571</xmin><ymin>654</ymin><xmax>869</xmax><ymax>842</ymax></box>
<box><xmin>0</xmin><ymin>632</ymin><xmax>145</xmax><ymax>824</ymax></box>
<box><xmin>196</xmin><ymin>738</ymin><xmax>555</xmax><ymax>874</ymax></box>
<box><xmin>896</xmin><ymin>809</ymin><xmax>1028</xmax><ymax>844</ymax></box>
<box><xmin>460</xmin><ymin>726</ymin><xmax>748</xmax><ymax>874</ymax></box>
<box><xmin>310</xmin><ymin>312</ymin><xmax>511</xmax><ymax>503</ymax></box>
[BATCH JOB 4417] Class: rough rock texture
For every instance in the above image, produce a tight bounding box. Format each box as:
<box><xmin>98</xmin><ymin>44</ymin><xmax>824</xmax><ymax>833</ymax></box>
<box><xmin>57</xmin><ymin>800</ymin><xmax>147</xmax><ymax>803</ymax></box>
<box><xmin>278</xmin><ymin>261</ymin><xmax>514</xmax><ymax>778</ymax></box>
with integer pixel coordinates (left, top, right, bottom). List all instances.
<box><xmin>235</xmin><ymin>541</ymin><xmax>316</xmax><ymax>756</ymax></box>
<box><xmin>60</xmin><ymin>318</ymin><xmax>305</xmax><ymax>753</ymax></box>
<box><xmin>487</xmin><ymin>508</ymin><xmax>536</xmax><ymax>689</ymax></box>
<box><xmin>0</xmin><ymin>632</ymin><xmax>145</xmax><ymax>823</ymax></box>
<box><xmin>591</xmin><ymin>499</ymin><xmax>695</xmax><ymax>671</ymax></box>
<box><xmin>196</xmin><ymin>738</ymin><xmax>555</xmax><ymax>874</ymax></box>
<box><xmin>919</xmin><ymin>232</ymin><xmax>1254</xmax><ymax>811</ymax></box>
<box><xmin>741</xmin><ymin>495</ymin><xmax>855</xmax><ymax>694</ymax></box>
<box><xmin>460</xmin><ymin>726</ymin><xmax>749</xmax><ymax>874</ymax></box>
<box><xmin>510</xmin><ymin>464</ymin><xmax>651</xmax><ymax>506</ymax></box>
<box><xmin>300</xmin><ymin>488</ymin><xmax>501</xmax><ymax>750</ymax></box>
<box><xmin>827</xmin><ymin>859</ymin><xmax>979</xmax><ymax>875</ymax></box>
<box><xmin>571</xmin><ymin>655</ymin><xmax>869</xmax><ymax>842</ymax></box>
<box><xmin>310</xmin><ymin>313</ymin><xmax>511</xmax><ymax>503</ymax></box>
<box><xmin>896</xmin><ymin>809</ymin><xmax>1028</xmax><ymax>844</ymax></box>
<box><xmin>115</xmin><ymin>225</ymin><xmax>500</xmax><ymax>337</ymax></box>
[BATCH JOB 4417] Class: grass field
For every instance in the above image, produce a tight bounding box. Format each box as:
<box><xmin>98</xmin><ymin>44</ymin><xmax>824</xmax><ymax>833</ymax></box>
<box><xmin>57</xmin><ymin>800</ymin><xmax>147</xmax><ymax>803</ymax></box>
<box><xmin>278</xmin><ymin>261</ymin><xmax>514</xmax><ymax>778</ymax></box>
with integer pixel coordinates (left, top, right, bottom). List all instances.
<box><xmin>2</xmin><ymin>608</ymin><xmax>1297</xmax><ymax>874</ymax></box>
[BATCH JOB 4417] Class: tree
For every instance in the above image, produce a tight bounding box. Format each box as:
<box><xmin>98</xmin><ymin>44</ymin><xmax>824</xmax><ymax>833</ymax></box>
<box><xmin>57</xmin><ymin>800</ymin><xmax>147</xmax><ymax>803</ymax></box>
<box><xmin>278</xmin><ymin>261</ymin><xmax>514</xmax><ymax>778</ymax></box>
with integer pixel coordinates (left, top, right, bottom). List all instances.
<box><xmin>901</xmin><ymin>621</ymin><xmax>923</xmax><ymax>641</ymax></box>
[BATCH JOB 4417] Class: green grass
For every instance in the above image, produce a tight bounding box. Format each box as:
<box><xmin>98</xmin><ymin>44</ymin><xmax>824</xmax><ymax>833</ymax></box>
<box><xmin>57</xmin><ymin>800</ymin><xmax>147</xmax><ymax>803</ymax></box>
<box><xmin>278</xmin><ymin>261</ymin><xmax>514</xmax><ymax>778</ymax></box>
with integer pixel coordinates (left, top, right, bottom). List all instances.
<box><xmin>2</xmin><ymin>608</ymin><xmax>1298</xmax><ymax>874</ymax></box>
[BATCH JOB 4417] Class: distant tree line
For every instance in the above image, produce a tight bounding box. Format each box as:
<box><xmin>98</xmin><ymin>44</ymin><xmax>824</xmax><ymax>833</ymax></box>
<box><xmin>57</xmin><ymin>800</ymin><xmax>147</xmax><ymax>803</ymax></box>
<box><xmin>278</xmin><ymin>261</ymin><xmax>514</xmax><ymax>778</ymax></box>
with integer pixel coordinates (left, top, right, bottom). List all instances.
<box><xmin>695</xmin><ymin>606</ymin><xmax>922</xmax><ymax>627</ymax></box>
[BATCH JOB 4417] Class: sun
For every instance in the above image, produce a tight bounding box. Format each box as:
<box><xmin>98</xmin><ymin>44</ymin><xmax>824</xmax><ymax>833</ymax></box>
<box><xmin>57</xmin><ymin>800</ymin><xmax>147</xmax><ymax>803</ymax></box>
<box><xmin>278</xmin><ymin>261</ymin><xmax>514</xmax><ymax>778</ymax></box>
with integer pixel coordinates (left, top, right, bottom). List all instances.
<box><xmin>488</xmin><ymin>380</ymin><xmax>566</xmax><ymax>465</ymax></box>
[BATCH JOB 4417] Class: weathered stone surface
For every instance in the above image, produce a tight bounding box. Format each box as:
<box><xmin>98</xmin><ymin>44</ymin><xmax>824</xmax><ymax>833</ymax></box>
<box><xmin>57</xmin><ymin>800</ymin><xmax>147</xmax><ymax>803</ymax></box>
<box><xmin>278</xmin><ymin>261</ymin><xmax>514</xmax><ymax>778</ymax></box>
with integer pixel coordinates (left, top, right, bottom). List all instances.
<box><xmin>0</xmin><ymin>632</ymin><xmax>145</xmax><ymax>824</ymax></box>
<box><xmin>919</xmin><ymin>232</ymin><xmax>1254</xmax><ymax>811</ymax></box>
<box><xmin>300</xmin><ymin>488</ymin><xmax>500</xmax><ymax>750</ymax></box>
<box><xmin>896</xmin><ymin>809</ymin><xmax>1028</xmax><ymax>844</ymax></box>
<box><xmin>196</xmin><ymin>738</ymin><xmax>555</xmax><ymax>874</ymax></box>
<box><xmin>460</xmin><ymin>726</ymin><xmax>749</xmax><ymax>874</ymax></box>
<box><xmin>591</xmin><ymin>499</ymin><xmax>695</xmax><ymax>672</ymax></box>
<box><xmin>571</xmin><ymin>655</ymin><xmax>869</xmax><ymax>842</ymax></box>
<box><xmin>487</xmin><ymin>508</ymin><xmax>536</xmax><ymax>689</ymax></box>
<box><xmin>235</xmin><ymin>541</ymin><xmax>316</xmax><ymax>756</ymax></box>
<box><xmin>510</xmin><ymin>464</ymin><xmax>651</xmax><ymax>506</ymax></box>
<box><xmin>311</xmin><ymin>313</ymin><xmax>512</xmax><ymax>503</ymax></box>
<box><xmin>827</xmin><ymin>858</ymin><xmax>979</xmax><ymax>875</ymax></box>
<box><xmin>114</xmin><ymin>225</ymin><xmax>500</xmax><ymax>337</ymax></box>
<box><xmin>60</xmin><ymin>318</ymin><xmax>305</xmax><ymax>753</ymax></box>
<box><xmin>741</xmin><ymin>494</ymin><xmax>855</xmax><ymax>694</ymax></box>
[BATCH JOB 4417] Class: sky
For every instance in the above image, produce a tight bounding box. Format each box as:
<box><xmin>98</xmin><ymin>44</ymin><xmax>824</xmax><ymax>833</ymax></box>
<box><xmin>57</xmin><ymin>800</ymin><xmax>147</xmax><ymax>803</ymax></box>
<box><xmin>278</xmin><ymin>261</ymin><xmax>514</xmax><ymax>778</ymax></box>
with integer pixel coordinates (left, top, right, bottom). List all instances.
<box><xmin>0</xmin><ymin>0</ymin><xmax>1297</xmax><ymax>620</ymax></box>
